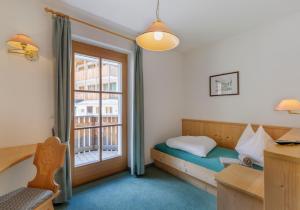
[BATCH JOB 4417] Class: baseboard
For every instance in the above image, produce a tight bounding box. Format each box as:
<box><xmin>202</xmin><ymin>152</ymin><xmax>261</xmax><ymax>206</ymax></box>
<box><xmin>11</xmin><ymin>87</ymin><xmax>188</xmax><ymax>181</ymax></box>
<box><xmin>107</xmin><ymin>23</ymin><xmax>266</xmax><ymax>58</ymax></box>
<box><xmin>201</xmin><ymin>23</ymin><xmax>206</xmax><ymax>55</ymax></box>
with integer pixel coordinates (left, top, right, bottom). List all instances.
<box><xmin>127</xmin><ymin>162</ymin><xmax>154</xmax><ymax>174</ymax></box>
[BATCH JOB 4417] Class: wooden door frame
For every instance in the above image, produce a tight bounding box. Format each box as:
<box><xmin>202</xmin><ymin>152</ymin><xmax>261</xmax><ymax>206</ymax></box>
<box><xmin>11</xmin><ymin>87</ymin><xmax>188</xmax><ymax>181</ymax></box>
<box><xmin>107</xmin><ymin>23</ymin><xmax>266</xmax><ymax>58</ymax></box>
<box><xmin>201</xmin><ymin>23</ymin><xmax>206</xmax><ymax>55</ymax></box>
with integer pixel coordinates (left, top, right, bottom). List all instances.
<box><xmin>71</xmin><ymin>41</ymin><xmax>128</xmax><ymax>187</ymax></box>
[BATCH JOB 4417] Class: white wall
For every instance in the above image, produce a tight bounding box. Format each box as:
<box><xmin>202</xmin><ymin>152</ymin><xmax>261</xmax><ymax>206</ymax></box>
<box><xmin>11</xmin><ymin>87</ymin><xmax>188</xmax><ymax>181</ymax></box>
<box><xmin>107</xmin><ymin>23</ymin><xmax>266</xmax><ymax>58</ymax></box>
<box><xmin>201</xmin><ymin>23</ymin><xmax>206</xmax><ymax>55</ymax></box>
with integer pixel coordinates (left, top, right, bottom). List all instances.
<box><xmin>183</xmin><ymin>13</ymin><xmax>300</xmax><ymax>128</ymax></box>
<box><xmin>0</xmin><ymin>0</ymin><xmax>183</xmax><ymax>195</ymax></box>
<box><xmin>0</xmin><ymin>0</ymin><xmax>53</xmax><ymax>195</ymax></box>
<box><xmin>144</xmin><ymin>51</ymin><xmax>183</xmax><ymax>164</ymax></box>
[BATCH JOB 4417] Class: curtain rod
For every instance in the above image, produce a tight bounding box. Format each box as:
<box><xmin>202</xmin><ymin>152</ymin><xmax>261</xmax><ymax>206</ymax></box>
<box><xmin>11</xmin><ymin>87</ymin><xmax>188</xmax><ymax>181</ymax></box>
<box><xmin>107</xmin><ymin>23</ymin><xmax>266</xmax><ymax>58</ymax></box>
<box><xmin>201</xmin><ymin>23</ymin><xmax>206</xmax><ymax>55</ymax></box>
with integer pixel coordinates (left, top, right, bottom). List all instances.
<box><xmin>44</xmin><ymin>7</ymin><xmax>135</xmax><ymax>42</ymax></box>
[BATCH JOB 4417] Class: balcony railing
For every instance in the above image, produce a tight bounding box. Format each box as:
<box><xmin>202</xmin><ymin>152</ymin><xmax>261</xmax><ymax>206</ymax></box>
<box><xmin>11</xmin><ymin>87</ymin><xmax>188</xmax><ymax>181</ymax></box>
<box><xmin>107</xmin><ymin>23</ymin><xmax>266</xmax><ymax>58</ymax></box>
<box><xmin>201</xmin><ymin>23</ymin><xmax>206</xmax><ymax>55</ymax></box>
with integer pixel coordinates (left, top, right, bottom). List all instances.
<box><xmin>74</xmin><ymin>116</ymin><xmax>120</xmax><ymax>166</ymax></box>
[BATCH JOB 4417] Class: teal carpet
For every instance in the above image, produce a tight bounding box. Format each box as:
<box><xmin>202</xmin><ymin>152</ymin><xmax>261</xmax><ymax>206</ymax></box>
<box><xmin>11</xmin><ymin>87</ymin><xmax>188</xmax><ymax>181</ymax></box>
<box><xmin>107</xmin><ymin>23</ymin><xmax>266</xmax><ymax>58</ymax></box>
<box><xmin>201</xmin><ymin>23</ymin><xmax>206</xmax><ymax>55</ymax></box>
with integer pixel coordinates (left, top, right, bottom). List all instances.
<box><xmin>55</xmin><ymin>166</ymin><xmax>216</xmax><ymax>210</ymax></box>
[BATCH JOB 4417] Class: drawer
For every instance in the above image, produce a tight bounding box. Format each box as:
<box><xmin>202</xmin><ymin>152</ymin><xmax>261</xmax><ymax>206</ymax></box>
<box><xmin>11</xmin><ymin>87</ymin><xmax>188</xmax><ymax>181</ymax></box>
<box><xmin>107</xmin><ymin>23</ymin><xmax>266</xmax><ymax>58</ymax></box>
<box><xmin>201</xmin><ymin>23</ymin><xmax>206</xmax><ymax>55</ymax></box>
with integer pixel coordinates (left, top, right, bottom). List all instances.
<box><xmin>184</xmin><ymin>162</ymin><xmax>217</xmax><ymax>187</ymax></box>
<box><xmin>159</xmin><ymin>152</ymin><xmax>185</xmax><ymax>171</ymax></box>
<box><xmin>151</xmin><ymin>149</ymin><xmax>185</xmax><ymax>172</ymax></box>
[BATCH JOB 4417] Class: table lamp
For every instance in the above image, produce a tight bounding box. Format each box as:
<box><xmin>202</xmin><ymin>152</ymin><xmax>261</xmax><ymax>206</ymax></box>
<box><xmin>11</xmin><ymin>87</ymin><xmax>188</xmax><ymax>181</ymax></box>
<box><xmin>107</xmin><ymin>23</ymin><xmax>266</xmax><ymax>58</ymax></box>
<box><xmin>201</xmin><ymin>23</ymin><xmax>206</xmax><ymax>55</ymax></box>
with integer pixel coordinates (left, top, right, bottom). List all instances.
<box><xmin>275</xmin><ymin>99</ymin><xmax>300</xmax><ymax>114</ymax></box>
<box><xmin>275</xmin><ymin>99</ymin><xmax>300</xmax><ymax>144</ymax></box>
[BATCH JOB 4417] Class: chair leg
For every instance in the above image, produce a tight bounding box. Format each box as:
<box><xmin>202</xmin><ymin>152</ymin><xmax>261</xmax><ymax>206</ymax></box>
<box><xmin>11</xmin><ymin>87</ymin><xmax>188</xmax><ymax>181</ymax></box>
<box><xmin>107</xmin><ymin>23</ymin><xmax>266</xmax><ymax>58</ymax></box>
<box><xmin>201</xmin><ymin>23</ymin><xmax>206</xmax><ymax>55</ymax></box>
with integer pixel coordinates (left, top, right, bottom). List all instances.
<box><xmin>34</xmin><ymin>191</ymin><xmax>59</xmax><ymax>210</ymax></box>
<box><xmin>34</xmin><ymin>199</ymin><xmax>54</xmax><ymax>210</ymax></box>
<box><xmin>48</xmin><ymin>202</ymin><xmax>54</xmax><ymax>210</ymax></box>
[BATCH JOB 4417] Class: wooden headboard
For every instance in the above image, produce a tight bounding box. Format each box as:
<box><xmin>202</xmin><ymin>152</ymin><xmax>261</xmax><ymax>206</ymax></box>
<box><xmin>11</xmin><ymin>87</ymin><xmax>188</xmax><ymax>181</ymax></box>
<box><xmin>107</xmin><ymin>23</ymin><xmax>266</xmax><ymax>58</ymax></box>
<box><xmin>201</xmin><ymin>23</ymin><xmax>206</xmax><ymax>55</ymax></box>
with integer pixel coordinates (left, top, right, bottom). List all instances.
<box><xmin>182</xmin><ymin>119</ymin><xmax>291</xmax><ymax>149</ymax></box>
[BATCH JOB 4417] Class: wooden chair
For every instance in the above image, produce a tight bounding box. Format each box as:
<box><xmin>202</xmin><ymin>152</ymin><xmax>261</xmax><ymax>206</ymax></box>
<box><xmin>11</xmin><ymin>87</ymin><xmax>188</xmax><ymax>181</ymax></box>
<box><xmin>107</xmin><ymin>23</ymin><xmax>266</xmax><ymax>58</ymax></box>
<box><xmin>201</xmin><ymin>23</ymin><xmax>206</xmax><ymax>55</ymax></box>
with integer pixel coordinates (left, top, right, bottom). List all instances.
<box><xmin>0</xmin><ymin>137</ymin><xmax>66</xmax><ymax>210</ymax></box>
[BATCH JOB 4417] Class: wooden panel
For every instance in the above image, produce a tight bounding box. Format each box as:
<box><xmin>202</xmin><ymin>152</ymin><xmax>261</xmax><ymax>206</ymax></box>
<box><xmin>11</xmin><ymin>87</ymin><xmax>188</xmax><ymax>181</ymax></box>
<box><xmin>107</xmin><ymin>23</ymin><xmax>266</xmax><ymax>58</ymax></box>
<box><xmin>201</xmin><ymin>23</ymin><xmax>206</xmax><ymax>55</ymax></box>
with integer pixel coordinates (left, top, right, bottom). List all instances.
<box><xmin>0</xmin><ymin>144</ymin><xmax>36</xmax><ymax>173</ymax></box>
<box><xmin>151</xmin><ymin>149</ymin><xmax>185</xmax><ymax>171</ymax></box>
<box><xmin>154</xmin><ymin>161</ymin><xmax>217</xmax><ymax>196</ymax></box>
<box><xmin>215</xmin><ymin>164</ymin><xmax>264</xmax><ymax>200</ymax></box>
<box><xmin>182</xmin><ymin>119</ymin><xmax>291</xmax><ymax>149</ymax></box>
<box><xmin>264</xmin><ymin>144</ymin><xmax>300</xmax><ymax>210</ymax></box>
<box><xmin>72</xmin><ymin>157</ymin><xmax>127</xmax><ymax>187</ymax></box>
<box><xmin>217</xmin><ymin>183</ymin><xmax>263</xmax><ymax>210</ymax></box>
<box><xmin>182</xmin><ymin>120</ymin><xmax>204</xmax><ymax>136</ymax></box>
<box><xmin>184</xmin><ymin>161</ymin><xmax>217</xmax><ymax>187</ymax></box>
<box><xmin>151</xmin><ymin>148</ymin><xmax>217</xmax><ymax>192</ymax></box>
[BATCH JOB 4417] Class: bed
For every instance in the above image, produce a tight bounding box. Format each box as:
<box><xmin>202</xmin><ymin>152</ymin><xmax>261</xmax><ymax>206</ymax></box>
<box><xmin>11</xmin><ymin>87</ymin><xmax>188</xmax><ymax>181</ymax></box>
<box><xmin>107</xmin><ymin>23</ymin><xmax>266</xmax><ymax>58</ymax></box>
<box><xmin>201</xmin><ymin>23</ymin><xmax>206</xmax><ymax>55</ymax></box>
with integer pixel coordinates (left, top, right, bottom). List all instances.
<box><xmin>155</xmin><ymin>143</ymin><xmax>239</xmax><ymax>172</ymax></box>
<box><xmin>151</xmin><ymin>119</ymin><xmax>290</xmax><ymax>195</ymax></box>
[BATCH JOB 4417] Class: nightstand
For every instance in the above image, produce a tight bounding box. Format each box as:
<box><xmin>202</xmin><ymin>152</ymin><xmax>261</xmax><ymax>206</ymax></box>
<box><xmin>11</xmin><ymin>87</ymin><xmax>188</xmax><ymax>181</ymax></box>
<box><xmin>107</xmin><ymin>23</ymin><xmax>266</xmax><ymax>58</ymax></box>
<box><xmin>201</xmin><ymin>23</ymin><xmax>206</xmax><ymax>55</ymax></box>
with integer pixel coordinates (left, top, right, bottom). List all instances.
<box><xmin>215</xmin><ymin>164</ymin><xmax>264</xmax><ymax>210</ymax></box>
<box><xmin>264</xmin><ymin>143</ymin><xmax>300</xmax><ymax>210</ymax></box>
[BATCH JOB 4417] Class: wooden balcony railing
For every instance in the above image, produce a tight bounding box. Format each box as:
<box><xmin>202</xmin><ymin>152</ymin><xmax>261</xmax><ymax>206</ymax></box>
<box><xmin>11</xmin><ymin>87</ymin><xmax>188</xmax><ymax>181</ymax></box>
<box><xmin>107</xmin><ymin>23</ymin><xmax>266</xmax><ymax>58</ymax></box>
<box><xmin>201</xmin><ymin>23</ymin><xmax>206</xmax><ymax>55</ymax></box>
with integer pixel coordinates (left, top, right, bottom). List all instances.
<box><xmin>74</xmin><ymin>116</ymin><xmax>120</xmax><ymax>154</ymax></box>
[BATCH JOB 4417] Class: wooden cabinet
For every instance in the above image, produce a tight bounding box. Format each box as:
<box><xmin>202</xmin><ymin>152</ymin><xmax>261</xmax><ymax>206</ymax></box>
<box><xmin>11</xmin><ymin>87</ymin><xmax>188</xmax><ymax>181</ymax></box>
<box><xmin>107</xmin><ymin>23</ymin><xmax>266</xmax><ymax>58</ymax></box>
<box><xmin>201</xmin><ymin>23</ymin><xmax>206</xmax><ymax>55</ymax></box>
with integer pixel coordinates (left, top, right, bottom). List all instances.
<box><xmin>264</xmin><ymin>144</ymin><xmax>300</xmax><ymax>210</ymax></box>
<box><xmin>215</xmin><ymin>164</ymin><xmax>264</xmax><ymax>210</ymax></box>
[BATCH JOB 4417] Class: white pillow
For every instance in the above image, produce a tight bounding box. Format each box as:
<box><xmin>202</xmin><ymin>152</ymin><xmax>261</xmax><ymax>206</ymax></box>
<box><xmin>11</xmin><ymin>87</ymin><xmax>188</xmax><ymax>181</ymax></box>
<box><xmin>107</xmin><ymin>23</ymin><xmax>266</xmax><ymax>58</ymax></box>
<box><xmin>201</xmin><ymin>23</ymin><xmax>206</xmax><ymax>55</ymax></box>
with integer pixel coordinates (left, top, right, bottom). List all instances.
<box><xmin>166</xmin><ymin>136</ymin><xmax>217</xmax><ymax>157</ymax></box>
<box><xmin>237</xmin><ymin>126</ymin><xmax>275</xmax><ymax>166</ymax></box>
<box><xmin>235</xmin><ymin>124</ymin><xmax>255</xmax><ymax>153</ymax></box>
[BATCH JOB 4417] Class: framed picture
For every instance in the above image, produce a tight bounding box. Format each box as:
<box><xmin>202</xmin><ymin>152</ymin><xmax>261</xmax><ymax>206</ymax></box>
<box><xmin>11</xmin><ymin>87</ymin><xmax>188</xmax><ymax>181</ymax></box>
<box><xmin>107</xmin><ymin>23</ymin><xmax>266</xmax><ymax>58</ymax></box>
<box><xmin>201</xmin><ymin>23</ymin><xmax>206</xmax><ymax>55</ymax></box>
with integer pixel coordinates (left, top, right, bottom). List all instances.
<box><xmin>209</xmin><ymin>71</ymin><xmax>239</xmax><ymax>96</ymax></box>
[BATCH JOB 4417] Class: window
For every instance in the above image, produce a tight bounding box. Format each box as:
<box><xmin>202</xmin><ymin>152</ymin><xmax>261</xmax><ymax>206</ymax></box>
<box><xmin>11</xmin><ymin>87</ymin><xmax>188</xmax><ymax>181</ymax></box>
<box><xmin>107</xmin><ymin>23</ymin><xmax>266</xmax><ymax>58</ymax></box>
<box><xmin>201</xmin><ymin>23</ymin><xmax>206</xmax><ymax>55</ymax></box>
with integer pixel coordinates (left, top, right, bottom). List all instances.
<box><xmin>77</xmin><ymin>65</ymin><xmax>84</xmax><ymax>71</ymax></box>
<box><xmin>88</xmin><ymin>64</ymin><xmax>96</xmax><ymax>69</ymax></box>
<box><xmin>87</xmin><ymin>106</ymin><xmax>93</xmax><ymax>114</ymax></box>
<box><xmin>87</xmin><ymin>85</ymin><xmax>95</xmax><ymax>90</ymax></box>
<box><xmin>72</xmin><ymin>41</ymin><xmax>127</xmax><ymax>186</ymax></box>
<box><xmin>110</xmin><ymin>83</ymin><xmax>117</xmax><ymax>91</ymax></box>
<box><xmin>73</xmin><ymin>50</ymin><xmax>124</xmax><ymax>168</ymax></box>
<box><xmin>103</xmin><ymin>83</ymin><xmax>109</xmax><ymax>91</ymax></box>
<box><xmin>105</xmin><ymin>106</ymin><xmax>113</xmax><ymax>114</ymax></box>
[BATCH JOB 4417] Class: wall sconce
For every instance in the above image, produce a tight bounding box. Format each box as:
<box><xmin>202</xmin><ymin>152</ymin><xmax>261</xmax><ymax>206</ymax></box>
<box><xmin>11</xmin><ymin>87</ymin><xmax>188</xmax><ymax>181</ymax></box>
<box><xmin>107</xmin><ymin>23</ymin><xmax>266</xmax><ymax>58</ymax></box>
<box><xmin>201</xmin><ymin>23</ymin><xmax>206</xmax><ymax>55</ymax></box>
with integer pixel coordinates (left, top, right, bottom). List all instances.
<box><xmin>6</xmin><ymin>34</ymin><xmax>39</xmax><ymax>61</ymax></box>
<box><xmin>275</xmin><ymin>99</ymin><xmax>300</xmax><ymax>114</ymax></box>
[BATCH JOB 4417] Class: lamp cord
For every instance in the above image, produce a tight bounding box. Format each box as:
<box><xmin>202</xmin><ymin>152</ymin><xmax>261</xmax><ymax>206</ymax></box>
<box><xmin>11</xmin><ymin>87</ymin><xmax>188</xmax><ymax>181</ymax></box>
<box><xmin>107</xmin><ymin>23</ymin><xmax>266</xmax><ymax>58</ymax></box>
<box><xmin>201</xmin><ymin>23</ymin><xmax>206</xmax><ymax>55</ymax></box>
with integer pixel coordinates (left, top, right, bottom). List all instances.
<box><xmin>156</xmin><ymin>0</ymin><xmax>160</xmax><ymax>20</ymax></box>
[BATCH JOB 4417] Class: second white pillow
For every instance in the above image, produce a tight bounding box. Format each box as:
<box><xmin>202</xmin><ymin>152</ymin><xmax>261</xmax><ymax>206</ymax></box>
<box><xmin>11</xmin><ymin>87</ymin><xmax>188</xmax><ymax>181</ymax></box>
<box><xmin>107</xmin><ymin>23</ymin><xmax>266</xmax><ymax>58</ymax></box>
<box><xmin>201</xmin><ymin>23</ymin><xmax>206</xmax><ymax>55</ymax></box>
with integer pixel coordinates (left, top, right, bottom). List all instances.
<box><xmin>237</xmin><ymin>126</ymin><xmax>275</xmax><ymax>166</ymax></box>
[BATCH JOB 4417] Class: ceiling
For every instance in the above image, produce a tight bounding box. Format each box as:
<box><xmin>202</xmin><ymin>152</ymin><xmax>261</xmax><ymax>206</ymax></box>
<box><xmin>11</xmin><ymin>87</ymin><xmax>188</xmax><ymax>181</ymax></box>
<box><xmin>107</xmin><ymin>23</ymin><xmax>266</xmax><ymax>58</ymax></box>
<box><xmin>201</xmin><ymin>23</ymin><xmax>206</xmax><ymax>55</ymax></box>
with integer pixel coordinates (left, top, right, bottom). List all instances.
<box><xmin>60</xmin><ymin>0</ymin><xmax>300</xmax><ymax>52</ymax></box>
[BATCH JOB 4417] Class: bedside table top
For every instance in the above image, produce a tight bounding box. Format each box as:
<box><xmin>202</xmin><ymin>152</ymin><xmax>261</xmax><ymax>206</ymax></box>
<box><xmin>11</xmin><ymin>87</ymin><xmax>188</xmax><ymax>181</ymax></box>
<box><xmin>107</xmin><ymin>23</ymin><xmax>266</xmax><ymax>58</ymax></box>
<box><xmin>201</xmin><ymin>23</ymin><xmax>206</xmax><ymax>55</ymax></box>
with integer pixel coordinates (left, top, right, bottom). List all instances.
<box><xmin>265</xmin><ymin>143</ymin><xmax>300</xmax><ymax>162</ymax></box>
<box><xmin>215</xmin><ymin>164</ymin><xmax>264</xmax><ymax>200</ymax></box>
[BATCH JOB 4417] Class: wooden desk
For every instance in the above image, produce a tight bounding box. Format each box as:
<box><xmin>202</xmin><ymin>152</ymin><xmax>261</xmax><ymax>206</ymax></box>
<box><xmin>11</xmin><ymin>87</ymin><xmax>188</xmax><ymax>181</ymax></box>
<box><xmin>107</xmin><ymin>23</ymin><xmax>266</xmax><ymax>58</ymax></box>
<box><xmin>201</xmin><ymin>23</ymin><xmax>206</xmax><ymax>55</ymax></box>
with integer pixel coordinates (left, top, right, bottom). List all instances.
<box><xmin>264</xmin><ymin>144</ymin><xmax>300</xmax><ymax>210</ymax></box>
<box><xmin>0</xmin><ymin>144</ymin><xmax>36</xmax><ymax>173</ymax></box>
<box><xmin>215</xmin><ymin>164</ymin><xmax>264</xmax><ymax>210</ymax></box>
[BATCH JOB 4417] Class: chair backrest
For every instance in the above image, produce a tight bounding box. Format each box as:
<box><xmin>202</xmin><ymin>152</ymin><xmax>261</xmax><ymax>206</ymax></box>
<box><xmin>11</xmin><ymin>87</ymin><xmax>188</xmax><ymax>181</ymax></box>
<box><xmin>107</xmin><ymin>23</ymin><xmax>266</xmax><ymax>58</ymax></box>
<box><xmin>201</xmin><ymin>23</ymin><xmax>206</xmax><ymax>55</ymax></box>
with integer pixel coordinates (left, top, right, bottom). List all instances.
<box><xmin>27</xmin><ymin>137</ymin><xmax>66</xmax><ymax>193</ymax></box>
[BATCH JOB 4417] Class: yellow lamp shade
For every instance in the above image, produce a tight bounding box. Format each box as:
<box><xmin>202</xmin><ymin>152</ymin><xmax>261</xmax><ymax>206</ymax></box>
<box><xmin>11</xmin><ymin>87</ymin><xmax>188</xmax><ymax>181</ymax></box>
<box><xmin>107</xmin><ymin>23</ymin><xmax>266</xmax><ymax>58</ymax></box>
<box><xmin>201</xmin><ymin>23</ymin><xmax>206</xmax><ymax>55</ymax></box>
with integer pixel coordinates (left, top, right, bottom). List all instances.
<box><xmin>7</xmin><ymin>34</ymin><xmax>39</xmax><ymax>52</ymax></box>
<box><xmin>136</xmin><ymin>20</ymin><xmax>180</xmax><ymax>51</ymax></box>
<box><xmin>275</xmin><ymin>99</ymin><xmax>300</xmax><ymax>111</ymax></box>
<box><xmin>6</xmin><ymin>34</ymin><xmax>39</xmax><ymax>60</ymax></box>
<box><xmin>275</xmin><ymin>99</ymin><xmax>300</xmax><ymax>114</ymax></box>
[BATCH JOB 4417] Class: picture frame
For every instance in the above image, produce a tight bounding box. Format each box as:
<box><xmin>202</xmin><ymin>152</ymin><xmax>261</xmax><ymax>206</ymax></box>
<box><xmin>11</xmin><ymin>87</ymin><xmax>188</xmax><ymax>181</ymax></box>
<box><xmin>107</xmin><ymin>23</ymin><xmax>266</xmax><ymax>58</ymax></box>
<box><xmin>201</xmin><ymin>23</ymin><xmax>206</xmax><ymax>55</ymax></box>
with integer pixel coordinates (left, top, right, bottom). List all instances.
<box><xmin>209</xmin><ymin>71</ymin><xmax>239</xmax><ymax>96</ymax></box>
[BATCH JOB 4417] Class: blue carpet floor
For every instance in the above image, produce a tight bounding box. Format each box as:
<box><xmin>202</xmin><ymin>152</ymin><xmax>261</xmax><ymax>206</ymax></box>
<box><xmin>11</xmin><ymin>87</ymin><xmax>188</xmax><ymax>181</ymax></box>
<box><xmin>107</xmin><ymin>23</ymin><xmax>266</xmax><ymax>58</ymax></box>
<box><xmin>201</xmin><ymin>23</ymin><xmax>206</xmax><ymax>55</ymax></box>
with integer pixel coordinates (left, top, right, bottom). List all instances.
<box><xmin>55</xmin><ymin>166</ymin><xmax>216</xmax><ymax>210</ymax></box>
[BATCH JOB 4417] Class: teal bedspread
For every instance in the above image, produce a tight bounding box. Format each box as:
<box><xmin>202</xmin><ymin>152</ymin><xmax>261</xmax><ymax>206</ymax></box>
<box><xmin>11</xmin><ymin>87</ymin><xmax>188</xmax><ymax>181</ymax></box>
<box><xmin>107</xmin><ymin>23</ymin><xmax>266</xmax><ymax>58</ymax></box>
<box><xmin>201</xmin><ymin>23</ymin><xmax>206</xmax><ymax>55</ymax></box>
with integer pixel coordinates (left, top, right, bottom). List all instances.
<box><xmin>154</xmin><ymin>143</ymin><xmax>262</xmax><ymax>172</ymax></box>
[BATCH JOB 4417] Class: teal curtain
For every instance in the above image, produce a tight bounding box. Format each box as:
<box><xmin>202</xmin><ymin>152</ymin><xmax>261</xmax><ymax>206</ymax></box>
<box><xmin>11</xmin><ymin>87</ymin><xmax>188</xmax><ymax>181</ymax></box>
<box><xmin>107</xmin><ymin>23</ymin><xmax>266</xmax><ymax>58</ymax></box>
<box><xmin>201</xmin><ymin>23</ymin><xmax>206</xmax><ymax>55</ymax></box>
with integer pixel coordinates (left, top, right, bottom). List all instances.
<box><xmin>53</xmin><ymin>16</ymin><xmax>72</xmax><ymax>203</ymax></box>
<box><xmin>133</xmin><ymin>44</ymin><xmax>145</xmax><ymax>176</ymax></box>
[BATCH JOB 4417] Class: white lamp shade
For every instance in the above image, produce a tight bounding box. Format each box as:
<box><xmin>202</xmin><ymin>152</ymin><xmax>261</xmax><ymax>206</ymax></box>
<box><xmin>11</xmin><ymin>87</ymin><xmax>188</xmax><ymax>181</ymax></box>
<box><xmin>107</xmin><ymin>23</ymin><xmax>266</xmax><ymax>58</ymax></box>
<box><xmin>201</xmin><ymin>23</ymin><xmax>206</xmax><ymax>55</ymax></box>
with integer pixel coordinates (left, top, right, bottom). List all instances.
<box><xmin>136</xmin><ymin>20</ymin><xmax>180</xmax><ymax>51</ymax></box>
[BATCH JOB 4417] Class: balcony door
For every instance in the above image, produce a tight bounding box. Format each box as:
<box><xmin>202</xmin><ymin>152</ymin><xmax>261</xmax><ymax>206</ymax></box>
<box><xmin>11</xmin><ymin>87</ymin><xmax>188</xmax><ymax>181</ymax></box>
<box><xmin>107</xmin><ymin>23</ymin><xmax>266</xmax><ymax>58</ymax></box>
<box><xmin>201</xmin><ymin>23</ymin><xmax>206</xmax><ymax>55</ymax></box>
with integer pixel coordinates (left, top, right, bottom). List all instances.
<box><xmin>71</xmin><ymin>41</ymin><xmax>127</xmax><ymax>186</ymax></box>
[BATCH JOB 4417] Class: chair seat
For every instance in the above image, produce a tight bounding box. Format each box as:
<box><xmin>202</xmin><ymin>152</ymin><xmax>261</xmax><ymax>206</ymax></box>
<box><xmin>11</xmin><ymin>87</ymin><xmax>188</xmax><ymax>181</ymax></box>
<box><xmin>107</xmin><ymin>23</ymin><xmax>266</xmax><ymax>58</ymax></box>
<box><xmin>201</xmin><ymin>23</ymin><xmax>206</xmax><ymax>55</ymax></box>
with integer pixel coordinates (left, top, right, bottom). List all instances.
<box><xmin>0</xmin><ymin>187</ymin><xmax>53</xmax><ymax>210</ymax></box>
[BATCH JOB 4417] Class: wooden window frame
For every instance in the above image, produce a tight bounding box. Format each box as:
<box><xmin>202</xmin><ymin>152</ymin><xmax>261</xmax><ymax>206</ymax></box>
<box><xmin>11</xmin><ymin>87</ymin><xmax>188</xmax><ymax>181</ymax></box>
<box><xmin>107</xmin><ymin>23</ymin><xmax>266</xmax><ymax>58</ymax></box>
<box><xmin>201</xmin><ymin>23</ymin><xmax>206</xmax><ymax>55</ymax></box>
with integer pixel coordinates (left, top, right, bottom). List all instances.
<box><xmin>71</xmin><ymin>41</ymin><xmax>128</xmax><ymax>186</ymax></box>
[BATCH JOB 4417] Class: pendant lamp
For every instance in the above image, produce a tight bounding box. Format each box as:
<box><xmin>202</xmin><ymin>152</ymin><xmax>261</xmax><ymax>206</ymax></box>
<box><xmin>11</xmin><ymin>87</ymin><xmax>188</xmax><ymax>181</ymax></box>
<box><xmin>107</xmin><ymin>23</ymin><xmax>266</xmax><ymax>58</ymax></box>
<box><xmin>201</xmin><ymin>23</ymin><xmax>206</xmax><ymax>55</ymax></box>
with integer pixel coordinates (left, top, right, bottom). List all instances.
<box><xmin>136</xmin><ymin>0</ymin><xmax>180</xmax><ymax>51</ymax></box>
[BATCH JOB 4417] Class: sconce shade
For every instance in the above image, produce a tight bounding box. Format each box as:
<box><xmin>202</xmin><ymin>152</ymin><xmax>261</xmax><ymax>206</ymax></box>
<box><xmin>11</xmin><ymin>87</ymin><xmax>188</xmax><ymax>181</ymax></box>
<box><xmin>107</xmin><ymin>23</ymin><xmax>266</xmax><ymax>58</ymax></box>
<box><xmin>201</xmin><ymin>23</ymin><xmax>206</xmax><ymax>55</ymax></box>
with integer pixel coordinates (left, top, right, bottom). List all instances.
<box><xmin>6</xmin><ymin>34</ymin><xmax>39</xmax><ymax>61</ymax></box>
<box><xmin>7</xmin><ymin>34</ymin><xmax>39</xmax><ymax>52</ymax></box>
<box><xmin>136</xmin><ymin>20</ymin><xmax>180</xmax><ymax>51</ymax></box>
<box><xmin>275</xmin><ymin>99</ymin><xmax>300</xmax><ymax>111</ymax></box>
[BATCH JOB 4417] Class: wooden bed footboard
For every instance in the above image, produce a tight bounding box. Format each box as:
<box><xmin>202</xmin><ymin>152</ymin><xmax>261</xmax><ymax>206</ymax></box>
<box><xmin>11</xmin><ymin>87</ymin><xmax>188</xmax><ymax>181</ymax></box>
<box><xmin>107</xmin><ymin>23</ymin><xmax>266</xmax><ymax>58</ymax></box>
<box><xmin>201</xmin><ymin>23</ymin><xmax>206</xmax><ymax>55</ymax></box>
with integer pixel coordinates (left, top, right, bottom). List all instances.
<box><xmin>151</xmin><ymin>148</ymin><xmax>217</xmax><ymax>195</ymax></box>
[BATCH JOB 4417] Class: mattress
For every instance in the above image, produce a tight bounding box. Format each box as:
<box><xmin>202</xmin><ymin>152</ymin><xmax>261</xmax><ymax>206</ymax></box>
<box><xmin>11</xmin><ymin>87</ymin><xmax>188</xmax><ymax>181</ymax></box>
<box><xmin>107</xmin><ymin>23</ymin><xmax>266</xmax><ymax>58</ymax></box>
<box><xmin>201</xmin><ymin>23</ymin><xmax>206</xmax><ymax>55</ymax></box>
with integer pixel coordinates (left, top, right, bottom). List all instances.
<box><xmin>154</xmin><ymin>143</ymin><xmax>262</xmax><ymax>172</ymax></box>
